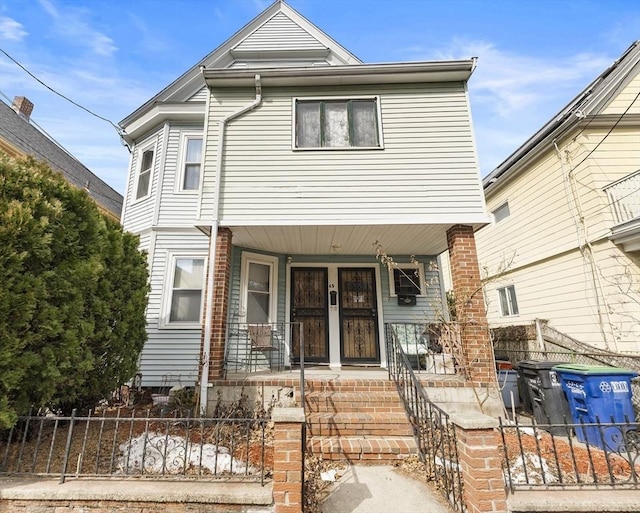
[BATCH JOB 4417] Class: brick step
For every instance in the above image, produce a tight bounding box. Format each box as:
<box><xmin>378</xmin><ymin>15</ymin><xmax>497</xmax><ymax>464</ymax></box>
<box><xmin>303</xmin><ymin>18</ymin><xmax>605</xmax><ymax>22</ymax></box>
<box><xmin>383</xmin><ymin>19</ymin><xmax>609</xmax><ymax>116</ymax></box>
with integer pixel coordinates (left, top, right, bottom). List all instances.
<box><xmin>303</xmin><ymin>379</ymin><xmax>397</xmax><ymax>394</ymax></box>
<box><xmin>307</xmin><ymin>436</ymin><xmax>417</xmax><ymax>463</ymax></box>
<box><xmin>306</xmin><ymin>412</ymin><xmax>413</xmax><ymax>437</ymax></box>
<box><xmin>304</xmin><ymin>391</ymin><xmax>406</xmax><ymax>413</ymax></box>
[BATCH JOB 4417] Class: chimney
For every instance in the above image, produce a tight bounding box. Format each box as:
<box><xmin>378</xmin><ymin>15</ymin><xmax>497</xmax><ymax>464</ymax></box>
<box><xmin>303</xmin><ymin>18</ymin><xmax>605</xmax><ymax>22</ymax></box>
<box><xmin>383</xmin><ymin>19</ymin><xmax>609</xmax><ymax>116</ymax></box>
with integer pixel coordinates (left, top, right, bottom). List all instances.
<box><xmin>12</xmin><ymin>96</ymin><xmax>34</xmax><ymax>120</ymax></box>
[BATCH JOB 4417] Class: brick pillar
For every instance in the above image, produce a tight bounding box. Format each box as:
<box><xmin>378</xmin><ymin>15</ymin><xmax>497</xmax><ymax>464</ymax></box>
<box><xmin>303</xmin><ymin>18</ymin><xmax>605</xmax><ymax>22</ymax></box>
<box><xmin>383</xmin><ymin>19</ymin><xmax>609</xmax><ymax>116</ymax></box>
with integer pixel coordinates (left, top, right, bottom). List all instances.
<box><xmin>272</xmin><ymin>408</ymin><xmax>305</xmax><ymax>513</ymax></box>
<box><xmin>201</xmin><ymin>227</ymin><xmax>233</xmax><ymax>382</ymax></box>
<box><xmin>446</xmin><ymin>224</ymin><xmax>495</xmax><ymax>384</ymax></box>
<box><xmin>452</xmin><ymin>414</ymin><xmax>508</xmax><ymax>513</ymax></box>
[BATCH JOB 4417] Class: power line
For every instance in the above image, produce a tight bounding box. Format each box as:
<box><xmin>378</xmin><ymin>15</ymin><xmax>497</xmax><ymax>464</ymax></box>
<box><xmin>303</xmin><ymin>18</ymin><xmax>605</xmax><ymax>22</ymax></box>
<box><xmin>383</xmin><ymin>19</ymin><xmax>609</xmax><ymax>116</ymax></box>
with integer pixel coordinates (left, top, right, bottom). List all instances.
<box><xmin>0</xmin><ymin>47</ymin><xmax>124</xmax><ymax>137</ymax></box>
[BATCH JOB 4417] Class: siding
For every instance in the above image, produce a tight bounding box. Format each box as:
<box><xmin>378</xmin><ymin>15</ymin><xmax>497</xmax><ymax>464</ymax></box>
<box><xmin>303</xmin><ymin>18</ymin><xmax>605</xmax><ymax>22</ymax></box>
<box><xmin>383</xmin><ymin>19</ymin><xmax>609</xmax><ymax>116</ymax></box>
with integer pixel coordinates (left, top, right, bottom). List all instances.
<box><xmin>188</xmin><ymin>87</ymin><xmax>208</xmax><ymax>102</ymax></box>
<box><xmin>122</xmin><ymin>128</ymin><xmax>164</xmax><ymax>235</ymax></box>
<box><xmin>601</xmin><ymin>73</ymin><xmax>640</xmax><ymax>115</ymax></box>
<box><xmin>201</xmin><ymin>83</ymin><xmax>484</xmax><ymax>224</ymax></box>
<box><xmin>233</xmin><ymin>12</ymin><xmax>326</xmax><ymax>52</ymax></box>
<box><xmin>139</xmin><ymin>229</ymin><xmax>210</xmax><ymax>387</ymax></box>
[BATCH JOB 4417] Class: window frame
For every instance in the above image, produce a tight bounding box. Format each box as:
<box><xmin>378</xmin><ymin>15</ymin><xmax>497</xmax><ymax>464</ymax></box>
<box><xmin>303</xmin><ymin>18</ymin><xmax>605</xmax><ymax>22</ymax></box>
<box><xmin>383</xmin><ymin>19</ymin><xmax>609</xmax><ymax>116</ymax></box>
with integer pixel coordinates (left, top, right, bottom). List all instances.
<box><xmin>388</xmin><ymin>263</ymin><xmax>426</xmax><ymax>297</ymax></box>
<box><xmin>176</xmin><ymin>132</ymin><xmax>203</xmax><ymax>193</ymax></box>
<box><xmin>492</xmin><ymin>201</ymin><xmax>511</xmax><ymax>224</ymax></box>
<box><xmin>161</xmin><ymin>253</ymin><xmax>207</xmax><ymax>328</ymax></box>
<box><xmin>497</xmin><ymin>285</ymin><xmax>519</xmax><ymax>317</ymax></box>
<box><xmin>239</xmin><ymin>252</ymin><xmax>279</xmax><ymax>324</ymax></box>
<box><xmin>133</xmin><ymin>142</ymin><xmax>155</xmax><ymax>202</ymax></box>
<box><xmin>292</xmin><ymin>95</ymin><xmax>384</xmax><ymax>150</ymax></box>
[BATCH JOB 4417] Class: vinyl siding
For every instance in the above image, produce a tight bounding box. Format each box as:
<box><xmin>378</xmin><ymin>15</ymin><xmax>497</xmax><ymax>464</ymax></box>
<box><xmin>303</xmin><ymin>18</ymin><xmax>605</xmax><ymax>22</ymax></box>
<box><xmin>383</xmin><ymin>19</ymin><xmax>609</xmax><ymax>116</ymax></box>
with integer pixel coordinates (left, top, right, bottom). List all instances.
<box><xmin>201</xmin><ymin>83</ymin><xmax>484</xmax><ymax>224</ymax></box>
<box><xmin>139</xmin><ymin>229</ymin><xmax>210</xmax><ymax>387</ymax></box>
<box><xmin>601</xmin><ymin>73</ymin><xmax>640</xmax><ymax>115</ymax></box>
<box><xmin>188</xmin><ymin>87</ymin><xmax>208</xmax><ymax>102</ymax></box>
<box><xmin>122</xmin><ymin>128</ymin><xmax>164</xmax><ymax>235</ymax></box>
<box><xmin>234</xmin><ymin>12</ymin><xmax>326</xmax><ymax>52</ymax></box>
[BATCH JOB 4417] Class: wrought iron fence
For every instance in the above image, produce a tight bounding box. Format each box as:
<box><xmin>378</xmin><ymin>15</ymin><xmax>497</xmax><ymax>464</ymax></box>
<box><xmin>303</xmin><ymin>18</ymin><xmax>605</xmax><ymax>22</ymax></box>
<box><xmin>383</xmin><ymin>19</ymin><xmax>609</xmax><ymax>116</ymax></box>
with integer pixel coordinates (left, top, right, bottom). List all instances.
<box><xmin>0</xmin><ymin>408</ymin><xmax>270</xmax><ymax>484</ymax></box>
<box><xmin>385</xmin><ymin>324</ymin><xmax>466</xmax><ymax>513</ymax></box>
<box><xmin>499</xmin><ymin>415</ymin><xmax>639</xmax><ymax>492</ymax></box>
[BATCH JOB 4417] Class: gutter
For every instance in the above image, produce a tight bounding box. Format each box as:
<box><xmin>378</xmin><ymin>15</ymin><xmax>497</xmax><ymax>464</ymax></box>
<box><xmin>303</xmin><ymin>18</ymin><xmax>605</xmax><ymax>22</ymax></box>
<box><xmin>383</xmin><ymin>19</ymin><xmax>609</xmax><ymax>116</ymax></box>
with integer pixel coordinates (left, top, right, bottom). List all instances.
<box><xmin>199</xmin><ymin>73</ymin><xmax>263</xmax><ymax>414</ymax></box>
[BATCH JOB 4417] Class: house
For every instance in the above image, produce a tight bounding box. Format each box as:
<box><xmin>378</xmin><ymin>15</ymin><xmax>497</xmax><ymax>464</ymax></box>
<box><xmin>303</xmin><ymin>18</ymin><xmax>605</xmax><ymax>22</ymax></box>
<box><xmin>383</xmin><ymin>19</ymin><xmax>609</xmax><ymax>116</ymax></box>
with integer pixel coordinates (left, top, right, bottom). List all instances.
<box><xmin>475</xmin><ymin>41</ymin><xmax>640</xmax><ymax>354</ymax></box>
<box><xmin>119</xmin><ymin>0</ymin><xmax>493</xmax><ymax>409</ymax></box>
<box><xmin>0</xmin><ymin>96</ymin><xmax>123</xmax><ymax>220</ymax></box>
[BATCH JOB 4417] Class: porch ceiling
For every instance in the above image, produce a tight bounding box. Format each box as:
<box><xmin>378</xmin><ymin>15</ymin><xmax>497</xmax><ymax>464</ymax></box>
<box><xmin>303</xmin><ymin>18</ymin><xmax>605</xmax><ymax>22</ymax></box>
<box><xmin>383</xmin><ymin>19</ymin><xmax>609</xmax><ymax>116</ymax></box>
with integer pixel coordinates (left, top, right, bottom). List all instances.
<box><xmin>227</xmin><ymin>224</ymin><xmax>473</xmax><ymax>256</ymax></box>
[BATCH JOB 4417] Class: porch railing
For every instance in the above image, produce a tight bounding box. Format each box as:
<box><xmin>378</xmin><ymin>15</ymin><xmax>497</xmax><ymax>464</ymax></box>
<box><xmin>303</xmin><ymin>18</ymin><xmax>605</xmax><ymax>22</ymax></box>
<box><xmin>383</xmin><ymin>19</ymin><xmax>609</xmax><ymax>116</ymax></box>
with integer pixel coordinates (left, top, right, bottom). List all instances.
<box><xmin>385</xmin><ymin>323</ymin><xmax>466</xmax><ymax>512</ymax></box>
<box><xmin>499</xmin><ymin>415</ymin><xmax>639</xmax><ymax>491</ymax></box>
<box><xmin>603</xmin><ymin>169</ymin><xmax>640</xmax><ymax>225</ymax></box>
<box><xmin>0</xmin><ymin>408</ymin><xmax>270</xmax><ymax>485</ymax></box>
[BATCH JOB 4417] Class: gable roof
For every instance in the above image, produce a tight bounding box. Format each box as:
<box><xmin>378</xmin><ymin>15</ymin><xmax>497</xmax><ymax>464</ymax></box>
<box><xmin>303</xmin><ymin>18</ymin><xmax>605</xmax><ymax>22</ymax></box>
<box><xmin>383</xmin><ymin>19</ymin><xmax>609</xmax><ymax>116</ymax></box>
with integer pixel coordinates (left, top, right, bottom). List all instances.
<box><xmin>0</xmin><ymin>99</ymin><xmax>123</xmax><ymax>218</ymax></box>
<box><xmin>483</xmin><ymin>40</ymin><xmax>640</xmax><ymax>196</ymax></box>
<box><xmin>120</xmin><ymin>0</ymin><xmax>360</xmax><ymax>131</ymax></box>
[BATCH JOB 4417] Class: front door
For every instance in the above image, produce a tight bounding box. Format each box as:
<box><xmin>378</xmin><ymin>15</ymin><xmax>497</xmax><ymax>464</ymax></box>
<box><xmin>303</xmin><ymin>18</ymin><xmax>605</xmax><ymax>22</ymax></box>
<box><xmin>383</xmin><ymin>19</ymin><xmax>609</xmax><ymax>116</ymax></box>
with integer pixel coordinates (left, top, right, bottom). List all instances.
<box><xmin>290</xmin><ymin>268</ymin><xmax>329</xmax><ymax>363</ymax></box>
<box><xmin>338</xmin><ymin>268</ymin><xmax>380</xmax><ymax>363</ymax></box>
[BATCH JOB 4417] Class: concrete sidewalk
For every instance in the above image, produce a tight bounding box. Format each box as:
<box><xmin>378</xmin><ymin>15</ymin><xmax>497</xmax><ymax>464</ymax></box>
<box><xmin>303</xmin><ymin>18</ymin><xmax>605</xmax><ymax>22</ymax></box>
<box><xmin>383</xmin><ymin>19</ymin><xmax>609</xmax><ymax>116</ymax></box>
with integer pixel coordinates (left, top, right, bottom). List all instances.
<box><xmin>320</xmin><ymin>464</ymin><xmax>453</xmax><ymax>513</ymax></box>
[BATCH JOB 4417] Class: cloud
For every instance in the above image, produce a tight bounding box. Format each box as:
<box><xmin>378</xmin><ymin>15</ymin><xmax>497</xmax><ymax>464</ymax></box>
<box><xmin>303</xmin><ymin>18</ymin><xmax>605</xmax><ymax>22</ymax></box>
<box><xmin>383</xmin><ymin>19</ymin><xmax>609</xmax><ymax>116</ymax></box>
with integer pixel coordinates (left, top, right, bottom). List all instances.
<box><xmin>37</xmin><ymin>0</ymin><xmax>117</xmax><ymax>57</ymax></box>
<box><xmin>0</xmin><ymin>16</ymin><xmax>27</xmax><ymax>41</ymax></box>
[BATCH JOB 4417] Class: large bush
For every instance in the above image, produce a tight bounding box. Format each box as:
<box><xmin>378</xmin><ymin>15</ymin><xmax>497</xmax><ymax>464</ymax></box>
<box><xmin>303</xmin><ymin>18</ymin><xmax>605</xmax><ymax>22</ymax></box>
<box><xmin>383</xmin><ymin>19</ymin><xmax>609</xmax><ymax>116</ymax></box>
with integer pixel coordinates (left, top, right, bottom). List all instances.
<box><xmin>0</xmin><ymin>154</ymin><xmax>149</xmax><ymax>427</ymax></box>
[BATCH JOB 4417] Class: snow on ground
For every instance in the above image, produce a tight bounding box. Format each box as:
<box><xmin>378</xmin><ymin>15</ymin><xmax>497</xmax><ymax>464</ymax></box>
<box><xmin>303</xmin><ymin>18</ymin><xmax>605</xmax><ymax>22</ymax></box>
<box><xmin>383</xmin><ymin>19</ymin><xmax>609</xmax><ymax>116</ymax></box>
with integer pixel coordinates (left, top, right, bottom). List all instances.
<box><xmin>507</xmin><ymin>452</ymin><xmax>557</xmax><ymax>484</ymax></box>
<box><xmin>117</xmin><ymin>432</ymin><xmax>253</xmax><ymax>475</ymax></box>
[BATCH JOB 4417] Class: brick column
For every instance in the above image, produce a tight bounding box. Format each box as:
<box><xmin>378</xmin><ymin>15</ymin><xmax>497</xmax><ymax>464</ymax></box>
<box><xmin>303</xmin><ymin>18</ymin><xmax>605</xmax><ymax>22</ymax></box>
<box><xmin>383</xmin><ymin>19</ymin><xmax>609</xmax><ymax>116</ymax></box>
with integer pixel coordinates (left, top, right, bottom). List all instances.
<box><xmin>272</xmin><ymin>408</ymin><xmax>305</xmax><ymax>513</ymax></box>
<box><xmin>446</xmin><ymin>224</ymin><xmax>495</xmax><ymax>384</ymax></box>
<box><xmin>452</xmin><ymin>414</ymin><xmax>508</xmax><ymax>513</ymax></box>
<box><xmin>200</xmin><ymin>227</ymin><xmax>233</xmax><ymax>382</ymax></box>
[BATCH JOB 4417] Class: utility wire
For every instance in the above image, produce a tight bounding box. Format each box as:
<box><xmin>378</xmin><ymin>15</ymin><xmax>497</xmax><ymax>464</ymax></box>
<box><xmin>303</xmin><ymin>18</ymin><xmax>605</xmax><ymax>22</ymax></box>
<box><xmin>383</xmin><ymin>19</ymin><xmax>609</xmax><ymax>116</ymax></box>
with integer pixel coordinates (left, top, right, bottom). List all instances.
<box><xmin>0</xmin><ymin>47</ymin><xmax>124</xmax><ymax>136</ymax></box>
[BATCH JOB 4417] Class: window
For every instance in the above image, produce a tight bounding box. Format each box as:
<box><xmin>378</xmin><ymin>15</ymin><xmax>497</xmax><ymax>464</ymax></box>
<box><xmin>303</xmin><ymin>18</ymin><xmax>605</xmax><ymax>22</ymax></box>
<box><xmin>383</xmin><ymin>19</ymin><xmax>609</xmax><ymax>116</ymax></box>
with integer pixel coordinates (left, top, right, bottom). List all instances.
<box><xmin>169</xmin><ymin>257</ymin><xmax>205</xmax><ymax>324</ymax></box>
<box><xmin>295</xmin><ymin>98</ymin><xmax>381</xmax><ymax>149</ymax></box>
<box><xmin>390</xmin><ymin>265</ymin><xmax>424</xmax><ymax>296</ymax></box>
<box><xmin>492</xmin><ymin>202</ymin><xmax>510</xmax><ymax>223</ymax></box>
<box><xmin>240</xmin><ymin>252</ymin><xmax>278</xmax><ymax>324</ymax></box>
<box><xmin>180</xmin><ymin>135</ymin><xmax>202</xmax><ymax>191</ymax></box>
<box><xmin>135</xmin><ymin>148</ymin><xmax>154</xmax><ymax>200</ymax></box>
<box><xmin>498</xmin><ymin>285</ymin><xmax>519</xmax><ymax>316</ymax></box>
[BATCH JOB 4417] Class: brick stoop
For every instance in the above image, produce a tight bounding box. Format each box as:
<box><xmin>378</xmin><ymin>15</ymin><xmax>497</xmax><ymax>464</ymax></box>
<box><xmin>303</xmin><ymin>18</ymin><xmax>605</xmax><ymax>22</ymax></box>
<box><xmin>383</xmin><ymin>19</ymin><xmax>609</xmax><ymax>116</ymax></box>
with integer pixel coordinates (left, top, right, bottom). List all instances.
<box><xmin>302</xmin><ymin>378</ymin><xmax>417</xmax><ymax>463</ymax></box>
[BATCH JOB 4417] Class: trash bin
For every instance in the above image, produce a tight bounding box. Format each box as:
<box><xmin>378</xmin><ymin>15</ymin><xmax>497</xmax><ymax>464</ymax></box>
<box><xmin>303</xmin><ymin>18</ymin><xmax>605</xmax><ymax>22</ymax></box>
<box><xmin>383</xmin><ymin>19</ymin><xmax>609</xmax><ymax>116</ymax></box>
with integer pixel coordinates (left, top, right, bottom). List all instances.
<box><xmin>498</xmin><ymin>369</ymin><xmax>520</xmax><ymax>409</ymax></box>
<box><xmin>517</xmin><ymin>360</ymin><xmax>572</xmax><ymax>435</ymax></box>
<box><xmin>514</xmin><ymin>362</ymin><xmax>532</xmax><ymax>414</ymax></box>
<box><xmin>553</xmin><ymin>364</ymin><xmax>638</xmax><ymax>451</ymax></box>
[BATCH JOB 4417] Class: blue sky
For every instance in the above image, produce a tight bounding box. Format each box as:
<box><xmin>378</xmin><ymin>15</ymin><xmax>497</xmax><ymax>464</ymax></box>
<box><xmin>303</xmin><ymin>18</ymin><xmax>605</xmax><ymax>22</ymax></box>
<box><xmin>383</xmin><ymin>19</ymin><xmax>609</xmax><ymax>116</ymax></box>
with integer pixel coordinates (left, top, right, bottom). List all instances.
<box><xmin>1</xmin><ymin>0</ymin><xmax>639</xmax><ymax>194</ymax></box>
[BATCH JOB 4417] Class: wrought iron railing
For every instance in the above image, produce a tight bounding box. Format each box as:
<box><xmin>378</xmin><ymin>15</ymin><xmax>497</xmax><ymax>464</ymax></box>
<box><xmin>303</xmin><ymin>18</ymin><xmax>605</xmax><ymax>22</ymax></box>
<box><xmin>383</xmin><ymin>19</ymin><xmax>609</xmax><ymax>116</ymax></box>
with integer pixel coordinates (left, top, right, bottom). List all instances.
<box><xmin>0</xmin><ymin>409</ymin><xmax>270</xmax><ymax>484</ymax></box>
<box><xmin>499</xmin><ymin>416</ymin><xmax>639</xmax><ymax>491</ymax></box>
<box><xmin>603</xmin><ymin>169</ymin><xmax>640</xmax><ymax>225</ymax></box>
<box><xmin>385</xmin><ymin>324</ymin><xmax>466</xmax><ymax>512</ymax></box>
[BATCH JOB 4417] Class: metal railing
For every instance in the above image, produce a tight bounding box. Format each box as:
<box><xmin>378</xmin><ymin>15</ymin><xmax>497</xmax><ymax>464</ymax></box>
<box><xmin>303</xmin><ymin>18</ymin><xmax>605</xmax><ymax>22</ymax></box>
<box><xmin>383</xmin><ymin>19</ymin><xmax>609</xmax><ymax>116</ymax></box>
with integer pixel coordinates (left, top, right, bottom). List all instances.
<box><xmin>0</xmin><ymin>408</ymin><xmax>270</xmax><ymax>484</ymax></box>
<box><xmin>385</xmin><ymin>324</ymin><xmax>466</xmax><ymax>513</ymax></box>
<box><xmin>499</xmin><ymin>415</ymin><xmax>639</xmax><ymax>491</ymax></box>
<box><xmin>603</xmin><ymin>169</ymin><xmax>640</xmax><ymax>225</ymax></box>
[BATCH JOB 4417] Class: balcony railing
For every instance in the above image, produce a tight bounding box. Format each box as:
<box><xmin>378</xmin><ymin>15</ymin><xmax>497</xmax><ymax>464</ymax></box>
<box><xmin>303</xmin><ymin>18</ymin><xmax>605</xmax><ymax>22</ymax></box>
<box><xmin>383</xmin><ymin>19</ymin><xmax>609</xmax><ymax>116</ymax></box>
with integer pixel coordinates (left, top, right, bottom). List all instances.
<box><xmin>604</xmin><ymin>170</ymin><xmax>640</xmax><ymax>225</ymax></box>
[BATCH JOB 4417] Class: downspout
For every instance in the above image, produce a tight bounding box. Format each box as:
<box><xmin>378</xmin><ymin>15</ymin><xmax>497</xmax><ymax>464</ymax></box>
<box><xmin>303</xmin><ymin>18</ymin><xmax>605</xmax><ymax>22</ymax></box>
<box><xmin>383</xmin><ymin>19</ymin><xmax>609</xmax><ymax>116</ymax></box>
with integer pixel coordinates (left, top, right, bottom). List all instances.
<box><xmin>199</xmin><ymin>74</ymin><xmax>262</xmax><ymax>414</ymax></box>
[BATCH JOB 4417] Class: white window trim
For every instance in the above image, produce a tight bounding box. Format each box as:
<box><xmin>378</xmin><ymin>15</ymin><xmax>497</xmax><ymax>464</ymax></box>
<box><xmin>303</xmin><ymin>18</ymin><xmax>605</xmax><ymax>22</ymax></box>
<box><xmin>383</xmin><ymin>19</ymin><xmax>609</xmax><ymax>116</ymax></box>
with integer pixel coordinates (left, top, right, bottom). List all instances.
<box><xmin>175</xmin><ymin>131</ymin><xmax>203</xmax><ymax>194</ymax></box>
<box><xmin>497</xmin><ymin>285</ymin><xmax>519</xmax><ymax>317</ymax></box>
<box><xmin>239</xmin><ymin>251</ymin><xmax>279</xmax><ymax>324</ymax></box>
<box><xmin>291</xmin><ymin>95</ymin><xmax>384</xmax><ymax>151</ymax></box>
<box><xmin>388</xmin><ymin>263</ymin><xmax>426</xmax><ymax>297</ymax></box>
<box><xmin>160</xmin><ymin>252</ymin><xmax>207</xmax><ymax>329</ymax></box>
<box><xmin>492</xmin><ymin>201</ymin><xmax>510</xmax><ymax>224</ymax></box>
<box><xmin>132</xmin><ymin>141</ymin><xmax>156</xmax><ymax>203</ymax></box>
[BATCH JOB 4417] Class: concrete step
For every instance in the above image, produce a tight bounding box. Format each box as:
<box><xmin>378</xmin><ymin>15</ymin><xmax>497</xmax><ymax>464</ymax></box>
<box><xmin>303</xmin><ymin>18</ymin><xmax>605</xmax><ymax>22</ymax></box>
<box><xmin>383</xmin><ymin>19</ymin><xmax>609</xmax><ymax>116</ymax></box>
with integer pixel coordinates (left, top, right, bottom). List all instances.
<box><xmin>308</xmin><ymin>436</ymin><xmax>417</xmax><ymax>463</ymax></box>
<box><xmin>304</xmin><ymin>391</ymin><xmax>406</xmax><ymax>413</ymax></box>
<box><xmin>307</xmin><ymin>412</ymin><xmax>414</xmax><ymax>437</ymax></box>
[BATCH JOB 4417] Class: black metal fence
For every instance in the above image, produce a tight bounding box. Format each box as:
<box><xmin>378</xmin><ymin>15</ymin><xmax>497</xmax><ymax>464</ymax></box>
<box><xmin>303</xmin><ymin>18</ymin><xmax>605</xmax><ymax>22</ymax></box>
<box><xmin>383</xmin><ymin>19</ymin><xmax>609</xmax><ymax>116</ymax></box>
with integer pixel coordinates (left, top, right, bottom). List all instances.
<box><xmin>385</xmin><ymin>324</ymin><xmax>466</xmax><ymax>513</ymax></box>
<box><xmin>499</xmin><ymin>415</ymin><xmax>639</xmax><ymax>492</ymax></box>
<box><xmin>0</xmin><ymin>408</ymin><xmax>270</xmax><ymax>484</ymax></box>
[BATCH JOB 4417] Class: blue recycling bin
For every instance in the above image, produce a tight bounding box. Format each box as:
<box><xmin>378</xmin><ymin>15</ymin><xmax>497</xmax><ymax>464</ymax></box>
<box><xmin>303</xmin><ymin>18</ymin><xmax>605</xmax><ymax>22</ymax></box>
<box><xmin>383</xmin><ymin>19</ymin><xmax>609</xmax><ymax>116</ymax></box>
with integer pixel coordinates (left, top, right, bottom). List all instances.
<box><xmin>553</xmin><ymin>364</ymin><xmax>638</xmax><ymax>451</ymax></box>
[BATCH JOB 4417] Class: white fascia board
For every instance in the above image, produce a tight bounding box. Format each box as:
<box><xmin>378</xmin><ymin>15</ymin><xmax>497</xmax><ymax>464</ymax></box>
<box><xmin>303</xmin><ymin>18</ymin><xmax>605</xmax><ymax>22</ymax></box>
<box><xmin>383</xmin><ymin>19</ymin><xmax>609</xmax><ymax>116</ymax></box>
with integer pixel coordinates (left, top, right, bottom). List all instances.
<box><xmin>123</xmin><ymin>103</ymin><xmax>205</xmax><ymax>142</ymax></box>
<box><xmin>203</xmin><ymin>60</ymin><xmax>475</xmax><ymax>88</ymax></box>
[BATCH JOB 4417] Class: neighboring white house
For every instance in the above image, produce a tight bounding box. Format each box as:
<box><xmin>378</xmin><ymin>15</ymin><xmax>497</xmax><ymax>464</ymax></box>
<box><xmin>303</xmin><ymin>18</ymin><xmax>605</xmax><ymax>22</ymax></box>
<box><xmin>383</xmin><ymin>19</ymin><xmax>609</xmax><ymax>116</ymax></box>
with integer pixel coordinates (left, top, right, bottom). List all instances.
<box><xmin>475</xmin><ymin>41</ymin><xmax>640</xmax><ymax>354</ymax></box>
<box><xmin>119</xmin><ymin>0</ymin><xmax>490</xmax><ymax>393</ymax></box>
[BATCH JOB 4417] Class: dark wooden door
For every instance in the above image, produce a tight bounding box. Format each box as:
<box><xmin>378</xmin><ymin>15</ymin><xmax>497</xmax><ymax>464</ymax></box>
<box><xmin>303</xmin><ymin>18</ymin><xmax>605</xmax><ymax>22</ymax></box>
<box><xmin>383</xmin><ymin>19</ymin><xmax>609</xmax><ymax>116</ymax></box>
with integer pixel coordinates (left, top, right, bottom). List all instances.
<box><xmin>291</xmin><ymin>268</ymin><xmax>329</xmax><ymax>363</ymax></box>
<box><xmin>338</xmin><ymin>268</ymin><xmax>380</xmax><ymax>363</ymax></box>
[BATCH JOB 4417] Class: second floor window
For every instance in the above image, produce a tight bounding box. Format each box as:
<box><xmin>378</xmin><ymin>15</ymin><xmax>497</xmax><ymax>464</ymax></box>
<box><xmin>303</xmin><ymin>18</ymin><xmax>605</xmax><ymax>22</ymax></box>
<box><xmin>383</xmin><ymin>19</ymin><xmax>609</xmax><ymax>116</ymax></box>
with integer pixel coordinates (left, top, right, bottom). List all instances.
<box><xmin>296</xmin><ymin>98</ymin><xmax>381</xmax><ymax>149</ymax></box>
<box><xmin>135</xmin><ymin>148</ymin><xmax>154</xmax><ymax>200</ymax></box>
<box><xmin>181</xmin><ymin>137</ymin><xmax>202</xmax><ymax>191</ymax></box>
<box><xmin>498</xmin><ymin>285</ymin><xmax>519</xmax><ymax>317</ymax></box>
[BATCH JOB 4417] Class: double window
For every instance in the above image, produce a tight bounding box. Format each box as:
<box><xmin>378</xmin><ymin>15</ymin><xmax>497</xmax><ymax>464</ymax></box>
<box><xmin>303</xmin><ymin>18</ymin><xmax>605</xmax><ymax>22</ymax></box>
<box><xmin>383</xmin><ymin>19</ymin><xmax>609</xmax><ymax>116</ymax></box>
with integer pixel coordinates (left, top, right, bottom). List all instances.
<box><xmin>295</xmin><ymin>98</ymin><xmax>381</xmax><ymax>149</ymax></box>
<box><xmin>168</xmin><ymin>257</ymin><xmax>205</xmax><ymax>324</ymax></box>
<box><xmin>135</xmin><ymin>147</ymin><xmax>154</xmax><ymax>200</ymax></box>
<box><xmin>498</xmin><ymin>285</ymin><xmax>519</xmax><ymax>317</ymax></box>
<box><xmin>179</xmin><ymin>135</ymin><xmax>203</xmax><ymax>191</ymax></box>
<box><xmin>240</xmin><ymin>252</ymin><xmax>278</xmax><ymax>324</ymax></box>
